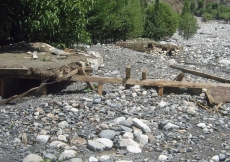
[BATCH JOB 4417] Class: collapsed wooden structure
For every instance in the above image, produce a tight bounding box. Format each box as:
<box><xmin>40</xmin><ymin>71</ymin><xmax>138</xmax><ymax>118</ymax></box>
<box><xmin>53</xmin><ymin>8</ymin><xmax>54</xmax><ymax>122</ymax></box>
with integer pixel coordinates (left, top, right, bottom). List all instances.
<box><xmin>1</xmin><ymin>63</ymin><xmax>230</xmax><ymax>106</ymax></box>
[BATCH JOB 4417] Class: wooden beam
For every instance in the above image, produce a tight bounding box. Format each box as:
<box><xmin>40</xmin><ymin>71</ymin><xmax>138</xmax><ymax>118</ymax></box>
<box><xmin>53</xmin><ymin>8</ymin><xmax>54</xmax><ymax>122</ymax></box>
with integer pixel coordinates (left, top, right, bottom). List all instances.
<box><xmin>158</xmin><ymin>86</ymin><xmax>164</xmax><ymax>96</ymax></box>
<box><xmin>98</xmin><ymin>82</ymin><xmax>103</xmax><ymax>95</ymax></box>
<box><xmin>170</xmin><ymin>73</ymin><xmax>185</xmax><ymax>94</ymax></box>
<box><xmin>78</xmin><ymin>67</ymin><xmax>95</xmax><ymax>90</ymax></box>
<box><xmin>56</xmin><ymin>69</ymin><xmax>79</xmax><ymax>82</ymax></box>
<box><xmin>0</xmin><ymin>68</ymin><xmax>31</xmax><ymax>75</ymax></box>
<box><xmin>70</xmin><ymin>75</ymin><xmax>230</xmax><ymax>89</ymax></box>
<box><xmin>170</xmin><ymin>65</ymin><xmax>230</xmax><ymax>83</ymax></box>
<box><xmin>125</xmin><ymin>65</ymin><xmax>131</xmax><ymax>89</ymax></box>
<box><xmin>206</xmin><ymin>89</ymin><xmax>215</xmax><ymax>106</ymax></box>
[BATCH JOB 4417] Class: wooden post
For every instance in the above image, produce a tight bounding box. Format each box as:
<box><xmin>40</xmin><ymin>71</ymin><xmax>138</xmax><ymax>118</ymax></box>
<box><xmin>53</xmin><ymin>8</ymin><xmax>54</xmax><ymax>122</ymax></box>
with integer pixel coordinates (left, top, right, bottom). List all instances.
<box><xmin>0</xmin><ymin>78</ymin><xmax>4</xmax><ymax>98</ymax></box>
<box><xmin>142</xmin><ymin>68</ymin><xmax>147</xmax><ymax>80</ymax></box>
<box><xmin>125</xmin><ymin>65</ymin><xmax>131</xmax><ymax>89</ymax></box>
<box><xmin>158</xmin><ymin>86</ymin><xmax>164</xmax><ymax>96</ymax></box>
<box><xmin>98</xmin><ymin>82</ymin><xmax>103</xmax><ymax>95</ymax></box>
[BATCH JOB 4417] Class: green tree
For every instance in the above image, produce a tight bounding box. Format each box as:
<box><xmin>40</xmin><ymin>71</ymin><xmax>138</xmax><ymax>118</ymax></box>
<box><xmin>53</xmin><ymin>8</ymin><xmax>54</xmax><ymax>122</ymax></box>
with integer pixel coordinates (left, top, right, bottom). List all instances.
<box><xmin>143</xmin><ymin>1</ymin><xmax>179</xmax><ymax>40</ymax></box>
<box><xmin>178</xmin><ymin>0</ymin><xmax>198</xmax><ymax>40</ymax></box>
<box><xmin>181</xmin><ymin>0</ymin><xmax>190</xmax><ymax>15</ymax></box>
<box><xmin>178</xmin><ymin>13</ymin><xmax>198</xmax><ymax>40</ymax></box>
<box><xmin>87</xmin><ymin>0</ymin><xmax>144</xmax><ymax>43</ymax></box>
<box><xmin>0</xmin><ymin>0</ymin><xmax>95</xmax><ymax>46</ymax></box>
<box><xmin>197</xmin><ymin>0</ymin><xmax>204</xmax><ymax>9</ymax></box>
<box><xmin>190</xmin><ymin>0</ymin><xmax>196</xmax><ymax>14</ymax></box>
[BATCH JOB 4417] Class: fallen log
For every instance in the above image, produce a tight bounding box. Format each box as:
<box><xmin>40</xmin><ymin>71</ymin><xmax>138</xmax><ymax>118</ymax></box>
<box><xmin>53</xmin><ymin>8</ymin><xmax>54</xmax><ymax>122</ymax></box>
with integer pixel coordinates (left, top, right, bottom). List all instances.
<box><xmin>170</xmin><ymin>65</ymin><xmax>230</xmax><ymax>83</ymax></box>
<box><xmin>70</xmin><ymin>75</ymin><xmax>230</xmax><ymax>89</ymax></box>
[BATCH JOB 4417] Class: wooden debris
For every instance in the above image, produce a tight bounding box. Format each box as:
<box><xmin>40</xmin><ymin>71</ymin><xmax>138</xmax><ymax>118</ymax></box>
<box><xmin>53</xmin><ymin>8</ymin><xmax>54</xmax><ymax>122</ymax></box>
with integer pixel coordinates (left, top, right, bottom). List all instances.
<box><xmin>158</xmin><ymin>86</ymin><xmax>164</xmax><ymax>96</ymax></box>
<box><xmin>0</xmin><ymin>84</ymin><xmax>45</xmax><ymax>106</ymax></box>
<box><xmin>98</xmin><ymin>82</ymin><xmax>103</xmax><ymax>95</ymax></box>
<box><xmin>206</xmin><ymin>89</ymin><xmax>215</xmax><ymax>106</ymax></box>
<box><xmin>214</xmin><ymin>103</ymin><xmax>223</xmax><ymax>113</ymax></box>
<box><xmin>189</xmin><ymin>95</ymin><xmax>212</xmax><ymax>112</ymax></box>
<box><xmin>125</xmin><ymin>65</ymin><xmax>131</xmax><ymax>89</ymax></box>
<box><xmin>170</xmin><ymin>65</ymin><xmax>230</xmax><ymax>83</ymax></box>
<box><xmin>56</xmin><ymin>69</ymin><xmax>79</xmax><ymax>82</ymax></box>
<box><xmin>169</xmin><ymin>72</ymin><xmax>185</xmax><ymax>94</ymax></box>
<box><xmin>0</xmin><ymin>68</ymin><xmax>31</xmax><ymax>75</ymax></box>
<box><xmin>70</xmin><ymin>75</ymin><xmax>230</xmax><ymax>89</ymax></box>
<box><xmin>206</xmin><ymin>87</ymin><xmax>230</xmax><ymax>105</ymax></box>
<box><xmin>78</xmin><ymin>67</ymin><xmax>95</xmax><ymax>90</ymax></box>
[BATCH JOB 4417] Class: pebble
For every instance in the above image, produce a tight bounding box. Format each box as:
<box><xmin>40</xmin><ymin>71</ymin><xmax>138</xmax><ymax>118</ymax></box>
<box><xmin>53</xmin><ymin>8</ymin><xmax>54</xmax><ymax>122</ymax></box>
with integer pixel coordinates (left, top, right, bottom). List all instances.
<box><xmin>1</xmin><ymin>17</ymin><xmax>230</xmax><ymax>162</ymax></box>
<box><xmin>132</xmin><ymin>118</ymin><xmax>151</xmax><ymax>133</ymax></box>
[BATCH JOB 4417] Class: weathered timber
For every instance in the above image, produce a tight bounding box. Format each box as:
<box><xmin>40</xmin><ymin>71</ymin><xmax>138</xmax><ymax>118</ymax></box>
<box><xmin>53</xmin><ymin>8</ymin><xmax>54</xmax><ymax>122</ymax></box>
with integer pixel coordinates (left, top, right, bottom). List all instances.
<box><xmin>98</xmin><ymin>82</ymin><xmax>103</xmax><ymax>95</ymax></box>
<box><xmin>205</xmin><ymin>87</ymin><xmax>230</xmax><ymax>105</ymax></box>
<box><xmin>0</xmin><ymin>68</ymin><xmax>31</xmax><ymax>75</ymax></box>
<box><xmin>56</xmin><ymin>69</ymin><xmax>79</xmax><ymax>82</ymax></box>
<box><xmin>70</xmin><ymin>75</ymin><xmax>230</xmax><ymax>89</ymax></box>
<box><xmin>169</xmin><ymin>72</ymin><xmax>185</xmax><ymax>94</ymax></box>
<box><xmin>205</xmin><ymin>89</ymin><xmax>215</xmax><ymax>105</ymax></box>
<box><xmin>125</xmin><ymin>65</ymin><xmax>131</xmax><ymax>89</ymax></box>
<box><xmin>158</xmin><ymin>86</ymin><xmax>164</xmax><ymax>96</ymax></box>
<box><xmin>170</xmin><ymin>65</ymin><xmax>230</xmax><ymax>83</ymax></box>
<box><xmin>78</xmin><ymin>67</ymin><xmax>95</xmax><ymax>90</ymax></box>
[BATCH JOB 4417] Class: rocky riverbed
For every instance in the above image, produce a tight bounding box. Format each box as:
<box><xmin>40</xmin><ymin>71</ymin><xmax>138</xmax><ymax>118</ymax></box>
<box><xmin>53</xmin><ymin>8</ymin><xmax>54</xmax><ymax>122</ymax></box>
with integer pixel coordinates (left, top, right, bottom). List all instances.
<box><xmin>1</xmin><ymin>18</ymin><xmax>230</xmax><ymax>162</ymax></box>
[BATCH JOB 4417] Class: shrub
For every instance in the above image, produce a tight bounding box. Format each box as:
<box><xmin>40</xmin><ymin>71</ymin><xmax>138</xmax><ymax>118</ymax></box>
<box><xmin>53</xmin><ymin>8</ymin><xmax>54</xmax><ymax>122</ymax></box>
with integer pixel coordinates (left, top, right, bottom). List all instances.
<box><xmin>202</xmin><ymin>12</ymin><xmax>214</xmax><ymax>22</ymax></box>
<box><xmin>143</xmin><ymin>1</ymin><xmax>179</xmax><ymax>40</ymax></box>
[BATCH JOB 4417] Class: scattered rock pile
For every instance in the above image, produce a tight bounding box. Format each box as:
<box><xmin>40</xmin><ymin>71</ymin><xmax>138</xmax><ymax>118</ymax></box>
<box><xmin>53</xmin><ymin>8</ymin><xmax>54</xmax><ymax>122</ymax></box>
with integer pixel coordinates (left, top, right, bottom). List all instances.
<box><xmin>0</xmin><ymin>18</ymin><xmax>230</xmax><ymax>162</ymax></box>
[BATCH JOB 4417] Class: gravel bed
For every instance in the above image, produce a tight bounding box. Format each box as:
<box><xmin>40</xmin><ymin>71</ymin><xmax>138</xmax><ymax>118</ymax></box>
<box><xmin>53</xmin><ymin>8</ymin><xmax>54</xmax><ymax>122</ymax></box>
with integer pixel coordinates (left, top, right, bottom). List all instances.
<box><xmin>0</xmin><ymin>18</ymin><xmax>230</xmax><ymax>162</ymax></box>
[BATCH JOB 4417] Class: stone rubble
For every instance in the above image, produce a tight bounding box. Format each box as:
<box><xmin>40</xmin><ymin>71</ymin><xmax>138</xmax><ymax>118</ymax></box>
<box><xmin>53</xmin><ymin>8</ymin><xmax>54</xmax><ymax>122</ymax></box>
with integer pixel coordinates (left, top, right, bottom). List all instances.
<box><xmin>0</xmin><ymin>18</ymin><xmax>230</xmax><ymax>162</ymax></box>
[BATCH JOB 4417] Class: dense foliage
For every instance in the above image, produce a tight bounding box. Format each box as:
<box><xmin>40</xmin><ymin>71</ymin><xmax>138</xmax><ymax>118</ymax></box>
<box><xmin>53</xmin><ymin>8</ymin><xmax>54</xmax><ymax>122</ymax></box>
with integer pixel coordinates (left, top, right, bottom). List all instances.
<box><xmin>87</xmin><ymin>0</ymin><xmax>144</xmax><ymax>44</ymax></box>
<box><xmin>178</xmin><ymin>0</ymin><xmax>198</xmax><ymax>40</ymax></box>
<box><xmin>0</xmin><ymin>0</ymin><xmax>95</xmax><ymax>46</ymax></box>
<box><xmin>2</xmin><ymin>0</ymin><xmax>217</xmax><ymax>46</ymax></box>
<box><xmin>193</xmin><ymin>0</ymin><xmax>230</xmax><ymax>22</ymax></box>
<box><xmin>143</xmin><ymin>1</ymin><xmax>179</xmax><ymax>40</ymax></box>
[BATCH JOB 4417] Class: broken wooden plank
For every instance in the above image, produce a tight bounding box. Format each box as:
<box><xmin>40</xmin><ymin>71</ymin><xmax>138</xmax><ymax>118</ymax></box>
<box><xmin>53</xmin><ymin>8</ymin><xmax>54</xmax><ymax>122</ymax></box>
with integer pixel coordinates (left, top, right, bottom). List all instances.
<box><xmin>206</xmin><ymin>87</ymin><xmax>230</xmax><ymax>105</ymax></box>
<box><xmin>78</xmin><ymin>67</ymin><xmax>95</xmax><ymax>90</ymax></box>
<box><xmin>206</xmin><ymin>89</ymin><xmax>215</xmax><ymax>105</ymax></box>
<box><xmin>70</xmin><ymin>75</ymin><xmax>230</xmax><ymax>89</ymax></box>
<box><xmin>170</xmin><ymin>65</ymin><xmax>230</xmax><ymax>83</ymax></box>
<box><xmin>56</xmin><ymin>69</ymin><xmax>79</xmax><ymax>82</ymax></box>
<box><xmin>0</xmin><ymin>68</ymin><xmax>31</xmax><ymax>75</ymax></box>
<box><xmin>125</xmin><ymin>65</ymin><xmax>131</xmax><ymax>89</ymax></box>
<box><xmin>169</xmin><ymin>72</ymin><xmax>185</xmax><ymax>94</ymax></box>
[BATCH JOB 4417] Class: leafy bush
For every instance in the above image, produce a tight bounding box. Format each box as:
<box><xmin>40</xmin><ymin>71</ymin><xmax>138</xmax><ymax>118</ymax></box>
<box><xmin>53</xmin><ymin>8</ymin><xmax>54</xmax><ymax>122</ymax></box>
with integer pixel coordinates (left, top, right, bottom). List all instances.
<box><xmin>202</xmin><ymin>12</ymin><xmax>214</xmax><ymax>22</ymax></box>
<box><xmin>178</xmin><ymin>0</ymin><xmax>198</xmax><ymax>40</ymax></box>
<box><xmin>0</xmin><ymin>0</ymin><xmax>95</xmax><ymax>46</ymax></box>
<box><xmin>143</xmin><ymin>1</ymin><xmax>179</xmax><ymax>41</ymax></box>
<box><xmin>87</xmin><ymin>0</ymin><xmax>144</xmax><ymax>44</ymax></box>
